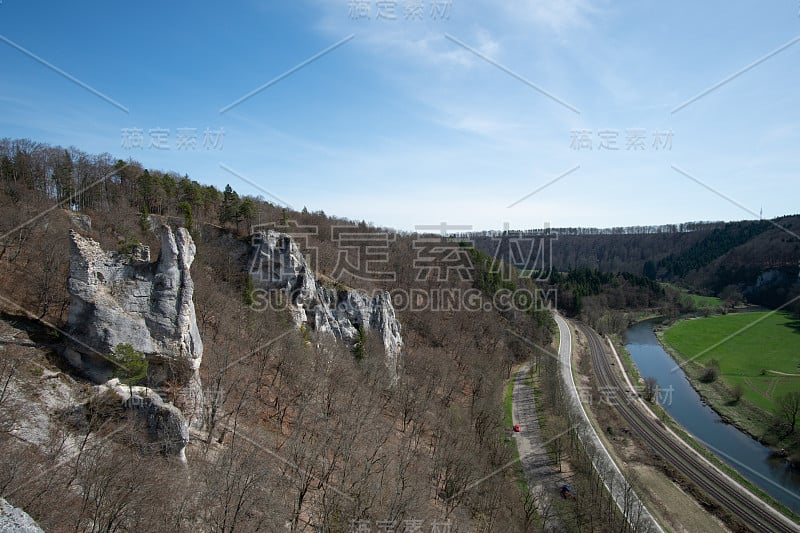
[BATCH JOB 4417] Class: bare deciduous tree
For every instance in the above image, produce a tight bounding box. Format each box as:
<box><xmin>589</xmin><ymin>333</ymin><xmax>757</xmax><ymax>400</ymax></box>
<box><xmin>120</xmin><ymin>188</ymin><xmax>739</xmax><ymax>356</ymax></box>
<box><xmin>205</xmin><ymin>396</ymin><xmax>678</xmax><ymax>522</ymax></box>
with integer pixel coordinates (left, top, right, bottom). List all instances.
<box><xmin>778</xmin><ymin>391</ymin><xmax>800</xmax><ymax>435</ymax></box>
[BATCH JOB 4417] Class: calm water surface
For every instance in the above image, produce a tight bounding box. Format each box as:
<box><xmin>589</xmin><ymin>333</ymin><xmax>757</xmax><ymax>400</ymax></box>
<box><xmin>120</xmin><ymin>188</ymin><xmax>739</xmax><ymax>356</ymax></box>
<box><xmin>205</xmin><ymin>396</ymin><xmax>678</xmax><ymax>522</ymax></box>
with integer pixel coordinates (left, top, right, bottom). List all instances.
<box><xmin>624</xmin><ymin>320</ymin><xmax>800</xmax><ymax>514</ymax></box>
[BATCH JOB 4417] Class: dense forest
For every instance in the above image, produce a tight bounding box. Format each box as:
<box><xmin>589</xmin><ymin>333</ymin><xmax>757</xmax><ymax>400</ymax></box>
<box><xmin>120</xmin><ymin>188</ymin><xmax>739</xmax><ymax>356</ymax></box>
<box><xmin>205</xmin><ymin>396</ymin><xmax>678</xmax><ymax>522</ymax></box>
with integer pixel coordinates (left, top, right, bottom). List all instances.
<box><xmin>657</xmin><ymin>220</ymin><xmax>773</xmax><ymax>278</ymax></box>
<box><xmin>472</xmin><ymin>216</ymin><xmax>800</xmax><ymax>317</ymax></box>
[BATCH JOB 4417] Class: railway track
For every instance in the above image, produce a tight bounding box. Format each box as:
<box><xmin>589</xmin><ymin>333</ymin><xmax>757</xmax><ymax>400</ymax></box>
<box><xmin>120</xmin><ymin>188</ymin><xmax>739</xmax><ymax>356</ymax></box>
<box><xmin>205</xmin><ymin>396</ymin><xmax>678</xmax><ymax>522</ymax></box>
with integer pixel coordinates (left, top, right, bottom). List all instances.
<box><xmin>577</xmin><ymin>321</ymin><xmax>799</xmax><ymax>533</ymax></box>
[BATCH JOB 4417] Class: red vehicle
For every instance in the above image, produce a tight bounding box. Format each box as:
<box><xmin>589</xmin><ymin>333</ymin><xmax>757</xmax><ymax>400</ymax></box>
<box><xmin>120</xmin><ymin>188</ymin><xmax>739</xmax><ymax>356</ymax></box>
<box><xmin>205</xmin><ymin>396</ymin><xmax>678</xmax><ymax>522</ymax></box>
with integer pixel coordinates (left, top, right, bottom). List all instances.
<box><xmin>513</xmin><ymin>424</ymin><xmax>520</xmax><ymax>432</ymax></box>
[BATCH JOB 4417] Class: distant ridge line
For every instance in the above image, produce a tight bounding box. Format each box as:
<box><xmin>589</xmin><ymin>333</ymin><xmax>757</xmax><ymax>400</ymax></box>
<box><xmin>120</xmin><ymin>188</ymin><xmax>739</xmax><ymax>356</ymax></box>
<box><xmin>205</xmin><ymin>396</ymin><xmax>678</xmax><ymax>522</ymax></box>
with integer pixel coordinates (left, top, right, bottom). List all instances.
<box><xmin>443</xmin><ymin>217</ymin><xmax>795</xmax><ymax>238</ymax></box>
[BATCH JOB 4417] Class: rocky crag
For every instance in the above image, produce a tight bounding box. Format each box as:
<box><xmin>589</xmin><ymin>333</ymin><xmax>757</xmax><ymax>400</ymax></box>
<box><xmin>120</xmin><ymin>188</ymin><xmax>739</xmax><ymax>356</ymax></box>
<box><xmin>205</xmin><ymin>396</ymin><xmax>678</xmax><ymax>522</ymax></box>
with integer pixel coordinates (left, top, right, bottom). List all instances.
<box><xmin>94</xmin><ymin>378</ymin><xmax>190</xmax><ymax>461</ymax></box>
<box><xmin>0</xmin><ymin>498</ymin><xmax>44</xmax><ymax>533</ymax></box>
<box><xmin>64</xmin><ymin>225</ymin><xmax>204</xmax><ymax>455</ymax></box>
<box><xmin>248</xmin><ymin>230</ymin><xmax>403</xmax><ymax>377</ymax></box>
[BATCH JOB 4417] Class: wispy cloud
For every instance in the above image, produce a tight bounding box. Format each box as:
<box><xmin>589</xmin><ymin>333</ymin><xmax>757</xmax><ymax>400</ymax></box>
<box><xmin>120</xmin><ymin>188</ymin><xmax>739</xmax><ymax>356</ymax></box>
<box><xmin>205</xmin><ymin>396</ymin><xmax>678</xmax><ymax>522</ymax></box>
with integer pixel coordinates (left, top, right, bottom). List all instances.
<box><xmin>501</xmin><ymin>0</ymin><xmax>600</xmax><ymax>33</ymax></box>
<box><xmin>441</xmin><ymin>114</ymin><xmax>523</xmax><ymax>138</ymax></box>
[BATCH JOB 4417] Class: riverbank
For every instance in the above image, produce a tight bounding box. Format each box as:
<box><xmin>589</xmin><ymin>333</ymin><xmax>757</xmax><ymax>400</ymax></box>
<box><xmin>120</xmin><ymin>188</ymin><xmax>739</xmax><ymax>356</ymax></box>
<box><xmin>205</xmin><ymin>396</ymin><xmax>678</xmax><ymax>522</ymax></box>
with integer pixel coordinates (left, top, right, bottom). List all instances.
<box><xmin>621</xmin><ymin>313</ymin><xmax>791</xmax><ymax>451</ymax></box>
<box><xmin>654</xmin><ymin>317</ymin><xmax>798</xmax><ymax>456</ymax></box>
<box><xmin>615</xmin><ymin>326</ymin><xmax>800</xmax><ymax>522</ymax></box>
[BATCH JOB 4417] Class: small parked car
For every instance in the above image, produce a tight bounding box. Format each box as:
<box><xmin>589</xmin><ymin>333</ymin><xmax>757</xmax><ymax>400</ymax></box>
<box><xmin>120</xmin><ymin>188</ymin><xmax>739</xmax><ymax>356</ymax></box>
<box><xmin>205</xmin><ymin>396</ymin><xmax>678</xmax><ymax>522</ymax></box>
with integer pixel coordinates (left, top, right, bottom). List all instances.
<box><xmin>513</xmin><ymin>424</ymin><xmax>520</xmax><ymax>432</ymax></box>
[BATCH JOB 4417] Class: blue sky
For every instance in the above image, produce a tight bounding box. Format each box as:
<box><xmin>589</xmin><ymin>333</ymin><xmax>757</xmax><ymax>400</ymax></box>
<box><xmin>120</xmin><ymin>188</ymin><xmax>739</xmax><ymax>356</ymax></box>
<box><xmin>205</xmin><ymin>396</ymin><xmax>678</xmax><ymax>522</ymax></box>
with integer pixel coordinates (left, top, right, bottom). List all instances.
<box><xmin>1</xmin><ymin>1</ymin><xmax>798</xmax><ymax>231</ymax></box>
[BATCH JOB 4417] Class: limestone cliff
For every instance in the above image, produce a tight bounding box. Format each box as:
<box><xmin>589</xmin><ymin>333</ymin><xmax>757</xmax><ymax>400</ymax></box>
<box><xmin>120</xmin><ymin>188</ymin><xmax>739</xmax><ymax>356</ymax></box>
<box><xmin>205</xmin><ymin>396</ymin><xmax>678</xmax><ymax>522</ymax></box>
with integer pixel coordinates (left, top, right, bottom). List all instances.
<box><xmin>0</xmin><ymin>498</ymin><xmax>43</xmax><ymax>533</ymax></box>
<box><xmin>248</xmin><ymin>230</ymin><xmax>403</xmax><ymax>376</ymax></box>
<box><xmin>64</xmin><ymin>226</ymin><xmax>204</xmax><ymax>429</ymax></box>
<box><xmin>94</xmin><ymin>378</ymin><xmax>190</xmax><ymax>462</ymax></box>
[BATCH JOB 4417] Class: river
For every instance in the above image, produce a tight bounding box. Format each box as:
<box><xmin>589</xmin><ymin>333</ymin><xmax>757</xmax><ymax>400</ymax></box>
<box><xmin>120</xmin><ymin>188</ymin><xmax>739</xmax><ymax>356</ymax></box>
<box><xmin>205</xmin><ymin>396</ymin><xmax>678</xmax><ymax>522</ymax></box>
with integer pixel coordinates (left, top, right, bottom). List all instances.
<box><xmin>624</xmin><ymin>319</ymin><xmax>800</xmax><ymax>515</ymax></box>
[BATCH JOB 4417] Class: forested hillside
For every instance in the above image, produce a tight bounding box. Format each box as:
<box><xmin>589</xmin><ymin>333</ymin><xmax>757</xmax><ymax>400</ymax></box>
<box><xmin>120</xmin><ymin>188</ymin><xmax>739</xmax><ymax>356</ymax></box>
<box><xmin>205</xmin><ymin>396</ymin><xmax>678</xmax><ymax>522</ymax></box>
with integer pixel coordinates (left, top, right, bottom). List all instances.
<box><xmin>658</xmin><ymin>220</ymin><xmax>772</xmax><ymax>278</ymax></box>
<box><xmin>472</xmin><ymin>217</ymin><xmax>800</xmax><ymax>314</ymax></box>
<box><xmin>0</xmin><ymin>138</ymin><xmax>554</xmax><ymax>530</ymax></box>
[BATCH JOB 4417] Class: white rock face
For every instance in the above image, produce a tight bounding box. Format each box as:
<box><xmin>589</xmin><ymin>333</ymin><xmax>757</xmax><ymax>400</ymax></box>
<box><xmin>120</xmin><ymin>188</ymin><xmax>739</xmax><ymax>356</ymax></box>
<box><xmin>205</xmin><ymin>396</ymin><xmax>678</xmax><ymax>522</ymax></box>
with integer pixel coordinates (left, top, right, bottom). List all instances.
<box><xmin>248</xmin><ymin>230</ymin><xmax>403</xmax><ymax>376</ymax></box>
<box><xmin>95</xmin><ymin>378</ymin><xmax>190</xmax><ymax>462</ymax></box>
<box><xmin>65</xmin><ymin>225</ymin><xmax>204</xmax><ymax>429</ymax></box>
<box><xmin>0</xmin><ymin>498</ymin><xmax>43</xmax><ymax>533</ymax></box>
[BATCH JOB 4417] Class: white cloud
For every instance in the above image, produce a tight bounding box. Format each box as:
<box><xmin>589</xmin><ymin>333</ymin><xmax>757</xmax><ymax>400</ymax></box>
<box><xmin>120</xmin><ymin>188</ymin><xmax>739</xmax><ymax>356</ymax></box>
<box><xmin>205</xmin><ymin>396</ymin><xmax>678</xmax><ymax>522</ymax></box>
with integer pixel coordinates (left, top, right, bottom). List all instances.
<box><xmin>446</xmin><ymin>115</ymin><xmax>522</xmax><ymax>137</ymax></box>
<box><xmin>505</xmin><ymin>0</ymin><xmax>599</xmax><ymax>33</ymax></box>
<box><xmin>473</xmin><ymin>28</ymin><xmax>500</xmax><ymax>57</ymax></box>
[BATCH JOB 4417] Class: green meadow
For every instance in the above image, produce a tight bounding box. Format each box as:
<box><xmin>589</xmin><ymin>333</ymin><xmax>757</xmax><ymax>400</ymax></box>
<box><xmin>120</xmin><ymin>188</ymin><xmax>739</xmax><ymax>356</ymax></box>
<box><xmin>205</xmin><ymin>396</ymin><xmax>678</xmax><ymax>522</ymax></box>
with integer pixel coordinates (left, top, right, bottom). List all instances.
<box><xmin>659</xmin><ymin>282</ymin><xmax>723</xmax><ymax>309</ymax></box>
<box><xmin>688</xmin><ymin>293</ymin><xmax>723</xmax><ymax>309</ymax></box>
<box><xmin>663</xmin><ymin>312</ymin><xmax>800</xmax><ymax>413</ymax></box>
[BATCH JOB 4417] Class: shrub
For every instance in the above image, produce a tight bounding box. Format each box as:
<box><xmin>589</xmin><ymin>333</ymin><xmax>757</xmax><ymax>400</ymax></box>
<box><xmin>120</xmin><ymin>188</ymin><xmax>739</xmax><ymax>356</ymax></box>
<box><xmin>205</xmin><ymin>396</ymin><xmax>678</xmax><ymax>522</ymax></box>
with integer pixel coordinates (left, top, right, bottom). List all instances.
<box><xmin>700</xmin><ymin>366</ymin><xmax>719</xmax><ymax>383</ymax></box>
<box><xmin>112</xmin><ymin>343</ymin><xmax>148</xmax><ymax>386</ymax></box>
<box><xmin>700</xmin><ymin>359</ymin><xmax>721</xmax><ymax>383</ymax></box>
<box><xmin>731</xmin><ymin>383</ymin><xmax>744</xmax><ymax>403</ymax></box>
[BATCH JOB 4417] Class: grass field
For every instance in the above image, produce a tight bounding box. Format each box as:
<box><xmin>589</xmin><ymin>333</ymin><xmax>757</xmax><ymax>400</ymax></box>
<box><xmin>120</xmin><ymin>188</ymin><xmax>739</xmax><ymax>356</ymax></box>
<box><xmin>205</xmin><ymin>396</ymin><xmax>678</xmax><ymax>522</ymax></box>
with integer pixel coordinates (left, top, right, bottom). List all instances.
<box><xmin>659</xmin><ymin>282</ymin><xmax>723</xmax><ymax>309</ymax></box>
<box><xmin>663</xmin><ymin>312</ymin><xmax>800</xmax><ymax>413</ymax></box>
<box><xmin>688</xmin><ymin>293</ymin><xmax>723</xmax><ymax>308</ymax></box>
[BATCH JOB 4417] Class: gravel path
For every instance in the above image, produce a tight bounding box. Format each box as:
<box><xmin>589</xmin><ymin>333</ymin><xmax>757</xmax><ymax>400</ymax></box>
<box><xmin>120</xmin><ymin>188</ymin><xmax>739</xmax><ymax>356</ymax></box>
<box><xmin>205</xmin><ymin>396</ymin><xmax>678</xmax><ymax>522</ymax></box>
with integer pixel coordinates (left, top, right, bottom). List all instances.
<box><xmin>511</xmin><ymin>363</ymin><xmax>569</xmax><ymax>531</ymax></box>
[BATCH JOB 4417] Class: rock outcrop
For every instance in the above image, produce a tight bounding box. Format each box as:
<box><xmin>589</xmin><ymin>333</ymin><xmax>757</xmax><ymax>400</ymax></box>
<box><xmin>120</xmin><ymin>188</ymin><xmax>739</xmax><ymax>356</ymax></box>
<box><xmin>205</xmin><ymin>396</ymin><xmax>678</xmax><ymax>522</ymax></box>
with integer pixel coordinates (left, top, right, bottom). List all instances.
<box><xmin>0</xmin><ymin>499</ymin><xmax>43</xmax><ymax>533</ymax></box>
<box><xmin>93</xmin><ymin>379</ymin><xmax>190</xmax><ymax>461</ymax></box>
<box><xmin>64</xmin><ymin>226</ymin><xmax>204</xmax><ymax>429</ymax></box>
<box><xmin>248</xmin><ymin>230</ymin><xmax>403</xmax><ymax>376</ymax></box>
